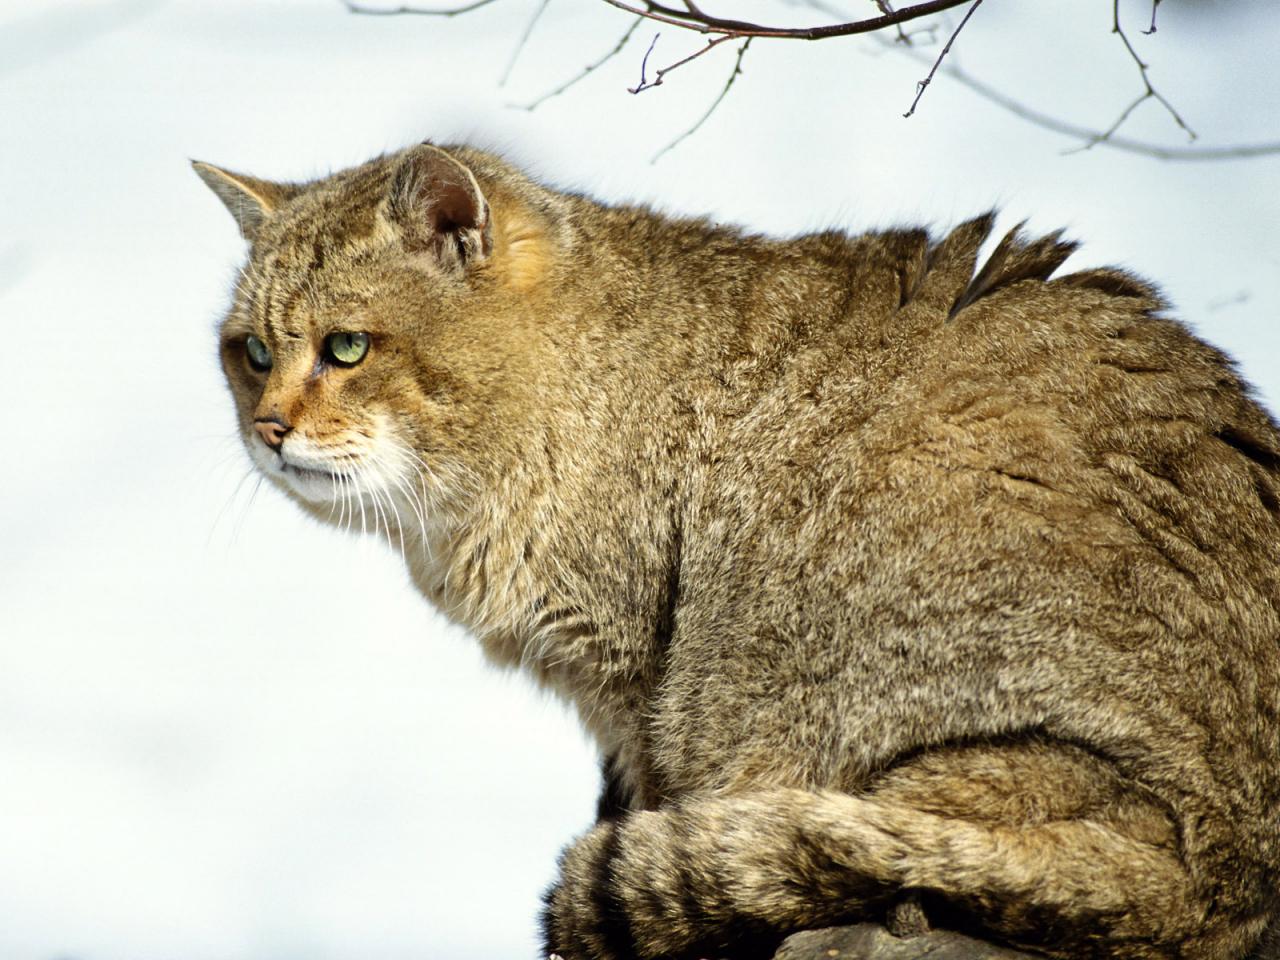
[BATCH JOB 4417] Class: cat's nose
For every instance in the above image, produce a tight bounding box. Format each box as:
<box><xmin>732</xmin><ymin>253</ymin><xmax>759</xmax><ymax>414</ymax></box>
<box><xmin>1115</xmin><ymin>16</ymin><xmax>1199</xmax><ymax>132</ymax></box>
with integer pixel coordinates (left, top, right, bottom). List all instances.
<box><xmin>253</xmin><ymin>416</ymin><xmax>291</xmax><ymax>452</ymax></box>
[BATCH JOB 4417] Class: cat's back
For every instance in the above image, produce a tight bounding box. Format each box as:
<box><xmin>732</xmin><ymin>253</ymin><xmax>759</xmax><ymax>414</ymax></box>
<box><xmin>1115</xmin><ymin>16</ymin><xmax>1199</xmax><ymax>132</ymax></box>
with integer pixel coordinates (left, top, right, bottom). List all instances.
<box><xmin>699</xmin><ymin>219</ymin><xmax>1280</xmax><ymax>603</ymax></box>
<box><xmin>668</xmin><ymin>218</ymin><xmax>1280</xmax><ymax>859</ymax></box>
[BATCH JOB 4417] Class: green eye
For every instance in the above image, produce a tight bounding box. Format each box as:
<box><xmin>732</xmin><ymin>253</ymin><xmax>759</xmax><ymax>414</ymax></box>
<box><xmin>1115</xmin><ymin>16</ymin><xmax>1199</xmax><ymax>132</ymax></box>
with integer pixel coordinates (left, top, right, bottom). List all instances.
<box><xmin>325</xmin><ymin>331</ymin><xmax>370</xmax><ymax>366</ymax></box>
<box><xmin>245</xmin><ymin>335</ymin><xmax>272</xmax><ymax>371</ymax></box>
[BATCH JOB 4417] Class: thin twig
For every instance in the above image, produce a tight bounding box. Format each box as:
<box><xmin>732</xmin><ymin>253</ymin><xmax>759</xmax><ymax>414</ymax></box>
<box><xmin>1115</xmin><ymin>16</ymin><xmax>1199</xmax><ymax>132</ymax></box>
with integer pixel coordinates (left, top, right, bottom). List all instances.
<box><xmin>1076</xmin><ymin>90</ymin><xmax>1148</xmax><ymax>152</ymax></box>
<box><xmin>890</xmin><ymin>44</ymin><xmax>1280</xmax><ymax>161</ymax></box>
<box><xmin>1098</xmin><ymin>0</ymin><xmax>1195</xmax><ymax>146</ymax></box>
<box><xmin>630</xmin><ymin>33</ymin><xmax>737</xmax><ymax>93</ymax></box>
<box><xmin>342</xmin><ymin>0</ymin><xmax>500</xmax><ymax>14</ymax></box>
<box><xmin>867</xmin><ymin>0</ymin><xmax>913</xmax><ymax>43</ymax></box>
<box><xmin>1143</xmin><ymin>0</ymin><xmax>1161</xmax><ymax>35</ymax></box>
<box><xmin>598</xmin><ymin>0</ymin><xmax>973</xmax><ymax>40</ymax></box>
<box><xmin>897</xmin><ymin>22</ymin><xmax>938</xmax><ymax>44</ymax></box>
<box><xmin>513</xmin><ymin>16</ymin><xmax>643</xmax><ymax>110</ymax></box>
<box><xmin>630</xmin><ymin>33</ymin><xmax>661</xmax><ymax>91</ymax></box>
<box><xmin>902</xmin><ymin>0</ymin><xmax>981</xmax><ymax>118</ymax></box>
<box><xmin>652</xmin><ymin>36</ymin><xmax>752</xmax><ymax>162</ymax></box>
<box><xmin>500</xmin><ymin>0</ymin><xmax>551</xmax><ymax>86</ymax></box>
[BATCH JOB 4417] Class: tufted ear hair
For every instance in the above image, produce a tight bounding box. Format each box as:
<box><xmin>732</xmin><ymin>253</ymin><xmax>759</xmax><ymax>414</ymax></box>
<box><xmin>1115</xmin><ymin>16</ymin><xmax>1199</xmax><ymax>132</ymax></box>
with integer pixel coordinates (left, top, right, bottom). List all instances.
<box><xmin>387</xmin><ymin>143</ymin><xmax>492</xmax><ymax>272</ymax></box>
<box><xmin>191</xmin><ymin>161</ymin><xmax>300</xmax><ymax>242</ymax></box>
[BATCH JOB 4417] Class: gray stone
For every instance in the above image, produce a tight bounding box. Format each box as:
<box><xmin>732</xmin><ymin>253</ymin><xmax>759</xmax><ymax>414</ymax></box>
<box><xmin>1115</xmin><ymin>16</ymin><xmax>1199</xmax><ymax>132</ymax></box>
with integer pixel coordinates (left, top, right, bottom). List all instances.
<box><xmin>772</xmin><ymin>925</ymin><xmax>1042</xmax><ymax>960</ymax></box>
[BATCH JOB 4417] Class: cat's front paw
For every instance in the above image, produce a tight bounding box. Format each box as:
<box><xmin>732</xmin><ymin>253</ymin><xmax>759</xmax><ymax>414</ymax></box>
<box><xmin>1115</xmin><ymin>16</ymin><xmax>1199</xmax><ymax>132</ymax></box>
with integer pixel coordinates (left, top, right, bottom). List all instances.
<box><xmin>541</xmin><ymin>820</ymin><xmax>633</xmax><ymax>960</ymax></box>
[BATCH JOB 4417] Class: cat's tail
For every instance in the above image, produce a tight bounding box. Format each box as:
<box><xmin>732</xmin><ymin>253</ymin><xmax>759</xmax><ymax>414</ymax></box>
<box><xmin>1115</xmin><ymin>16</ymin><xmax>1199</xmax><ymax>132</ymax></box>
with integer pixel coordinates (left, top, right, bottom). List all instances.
<box><xmin>542</xmin><ymin>786</ymin><xmax>1241</xmax><ymax>960</ymax></box>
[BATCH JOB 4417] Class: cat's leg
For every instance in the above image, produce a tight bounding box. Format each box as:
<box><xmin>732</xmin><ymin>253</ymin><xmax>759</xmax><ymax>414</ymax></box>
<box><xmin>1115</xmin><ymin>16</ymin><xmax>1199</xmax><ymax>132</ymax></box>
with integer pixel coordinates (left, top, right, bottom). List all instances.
<box><xmin>541</xmin><ymin>745</ymin><xmax>1263</xmax><ymax>960</ymax></box>
<box><xmin>594</xmin><ymin>752</ymin><xmax>631</xmax><ymax>823</ymax></box>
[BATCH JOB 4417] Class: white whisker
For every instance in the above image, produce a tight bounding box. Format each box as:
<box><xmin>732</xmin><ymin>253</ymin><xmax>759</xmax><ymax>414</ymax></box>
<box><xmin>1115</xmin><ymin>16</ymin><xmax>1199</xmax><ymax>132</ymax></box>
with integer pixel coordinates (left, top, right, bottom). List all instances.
<box><xmin>369</xmin><ymin>449</ymin><xmax>409</xmax><ymax>563</ymax></box>
<box><xmin>208</xmin><ymin>461</ymin><xmax>259</xmax><ymax>548</ymax></box>
<box><xmin>230</xmin><ymin>475</ymin><xmax>265</xmax><ymax>548</ymax></box>
<box><xmin>366</xmin><ymin>462</ymin><xmax>390</xmax><ymax>546</ymax></box>
<box><xmin>352</xmin><ymin>466</ymin><xmax>368</xmax><ymax>537</ymax></box>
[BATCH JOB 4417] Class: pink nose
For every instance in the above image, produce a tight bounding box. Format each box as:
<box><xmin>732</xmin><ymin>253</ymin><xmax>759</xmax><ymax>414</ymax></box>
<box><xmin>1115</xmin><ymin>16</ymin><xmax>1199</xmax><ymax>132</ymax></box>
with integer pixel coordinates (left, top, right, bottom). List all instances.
<box><xmin>253</xmin><ymin>417</ymin><xmax>290</xmax><ymax>451</ymax></box>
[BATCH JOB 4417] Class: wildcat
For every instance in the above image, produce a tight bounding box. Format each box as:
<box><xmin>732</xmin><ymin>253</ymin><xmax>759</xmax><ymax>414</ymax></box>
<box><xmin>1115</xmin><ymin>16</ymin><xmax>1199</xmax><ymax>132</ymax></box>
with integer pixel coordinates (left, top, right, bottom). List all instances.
<box><xmin>195</xmin><ymin>142</ymin><xmax>1280</xmax><ymax>959</ymax></box>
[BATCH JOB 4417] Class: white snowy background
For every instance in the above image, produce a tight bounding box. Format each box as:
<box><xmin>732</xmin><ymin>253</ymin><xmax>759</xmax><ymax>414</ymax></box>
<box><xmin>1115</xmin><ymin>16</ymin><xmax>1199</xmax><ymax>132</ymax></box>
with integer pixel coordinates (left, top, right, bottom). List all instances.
<box><xmin>0</xmin><ymin>1</ymin><xmax>1277</xmax><ymax>958</ymax></box>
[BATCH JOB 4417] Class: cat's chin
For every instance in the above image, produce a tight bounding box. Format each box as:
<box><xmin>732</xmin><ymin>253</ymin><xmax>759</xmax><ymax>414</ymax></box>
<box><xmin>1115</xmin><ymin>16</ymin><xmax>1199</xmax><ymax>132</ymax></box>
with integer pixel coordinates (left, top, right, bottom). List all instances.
<box><xmin>278</xmin><ymin>462</ymin><xmax>342</xmax><ymax>504</ymax></box>
<box><xmin>248</xmin><ymin>445</ymin><xmax>343</xmax><ymax>506</ymax></box>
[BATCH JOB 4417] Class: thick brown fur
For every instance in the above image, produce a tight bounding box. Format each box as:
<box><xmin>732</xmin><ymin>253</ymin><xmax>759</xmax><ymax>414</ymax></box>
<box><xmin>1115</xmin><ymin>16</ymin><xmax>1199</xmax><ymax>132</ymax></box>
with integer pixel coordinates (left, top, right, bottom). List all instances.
<box><xmin>196</xmin><ymin>142</ymin><xmax>1280</xmax><ymax>959</ymax></box>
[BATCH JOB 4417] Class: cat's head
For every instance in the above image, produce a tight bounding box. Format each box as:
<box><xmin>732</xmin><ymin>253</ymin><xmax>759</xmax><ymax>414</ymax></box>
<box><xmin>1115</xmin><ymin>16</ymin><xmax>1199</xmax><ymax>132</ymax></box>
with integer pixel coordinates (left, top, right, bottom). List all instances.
<box><xmin>196</xmin><ymin>144</ymin><xmax>560</xmax><ymax>535</ymax></box>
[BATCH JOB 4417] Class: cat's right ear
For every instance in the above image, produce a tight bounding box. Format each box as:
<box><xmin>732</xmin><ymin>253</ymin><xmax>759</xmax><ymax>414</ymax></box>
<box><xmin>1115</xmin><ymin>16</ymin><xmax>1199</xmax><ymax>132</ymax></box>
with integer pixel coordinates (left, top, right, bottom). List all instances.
<box><xmin>191</xmin><ymin>161</ymin><xmax>297</xmax><ymax>242</ymax></box>
<box><xmin>386</xmin><ymin>144</ymin><xmax>493</xmax><ymax>273</ymax></box>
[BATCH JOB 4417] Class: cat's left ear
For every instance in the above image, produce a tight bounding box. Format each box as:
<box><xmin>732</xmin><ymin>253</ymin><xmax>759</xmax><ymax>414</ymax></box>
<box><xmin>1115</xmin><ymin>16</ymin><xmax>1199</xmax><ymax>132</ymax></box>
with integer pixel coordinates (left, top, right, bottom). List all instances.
<box><xmin>386</xmin><ymin>144</ymin><xmax>493</xmax><ymax>272</ymax></box>
<box><xmin>191</xmin><ymin>161</ymin><xmax>299</xmax><ymax>242</ymax></box>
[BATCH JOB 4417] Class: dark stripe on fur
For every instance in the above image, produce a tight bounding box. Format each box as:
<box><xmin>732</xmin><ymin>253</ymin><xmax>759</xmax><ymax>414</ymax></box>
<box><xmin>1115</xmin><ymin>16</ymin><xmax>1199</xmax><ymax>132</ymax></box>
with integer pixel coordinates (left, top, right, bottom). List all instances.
<box><xmin>664</xmin><ymin>812</ymin><xmax>783</xmax><ymax>960</ymax></box>
<box><xmin>1253</xmin><ymin>474</ymin><xmax>1280</xmax><ymax>517</ymax></box>
<box><xmin>596</xmin><ymin>754</ymin><xmax>631</xmax><ymax>822</ymax></box>
<box><xmin>950</xmin><ymin>225</ymin><xmax>1077</xmax><ymax>320</ymax></box>
<box><xmin>668</xmin><ymin>809</ymin><xmax>706</xmax><ymax>932</ymax></box>
<box><xmin>902</xmin><ymin>213</ymin><xmax>996</xmax><ymax>310</ymax></box>
<box><xmin>261</xmin><ymin>271</ymin><xmax>286</xmax><ymax>341</ymax></box>
<box><xmin>654</xmin><ymin>509</ymin><xmax>684</xmax><ymax>657</ymax></box>
<box><xmin>589</xmin><ymin>822</ymin><xmax>639</xmax><ymax>960</ymax></box>
<box><xmin>1217</xmin><ymin>425</ymin><xmax>1280</xmax><ymax>474</ymax></box>
<box><xmin>889</xmin><ymin>227</ymin><xmax>931</xmax><ymax>308</ymax></box>
<box><xmin>307</xmin><ymin>240</ymin><xmax>326</xmax><ymax>273</ymax></box>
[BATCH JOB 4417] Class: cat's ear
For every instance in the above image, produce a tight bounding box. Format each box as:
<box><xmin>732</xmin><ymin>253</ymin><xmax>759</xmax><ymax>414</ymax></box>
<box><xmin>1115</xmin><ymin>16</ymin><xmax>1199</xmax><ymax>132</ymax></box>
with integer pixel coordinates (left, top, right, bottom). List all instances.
<box><xmin>191</xmin><ymin>161</ymin><xmax>298</xmax><ymax>242</ymax></box>
<box><xmin>386</xmin><ymin>144</ymin><xmax>492</xmax><ymax>272</ymax></box>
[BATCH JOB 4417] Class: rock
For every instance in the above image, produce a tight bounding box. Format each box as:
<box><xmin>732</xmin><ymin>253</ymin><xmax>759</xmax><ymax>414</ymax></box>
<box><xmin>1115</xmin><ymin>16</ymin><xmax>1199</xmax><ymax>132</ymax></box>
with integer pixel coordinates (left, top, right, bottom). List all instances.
<box><xmin>772</xmin><ymin>924</ymin><xmax>1041</xmax><ymax>960</ymax></box>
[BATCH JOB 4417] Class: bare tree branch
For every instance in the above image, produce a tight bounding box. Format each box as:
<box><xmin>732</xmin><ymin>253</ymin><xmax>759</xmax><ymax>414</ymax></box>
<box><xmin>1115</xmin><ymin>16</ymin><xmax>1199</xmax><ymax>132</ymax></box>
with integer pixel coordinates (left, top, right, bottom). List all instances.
<box><xmin>500</xmin><ymin>0</ymin><xmax>551</xmax><ymax>85</ymax></box>
<box><xmin>891</xmin><ymin>45</ymin><xmax>1280</xmax><ymax>161</ymax></box>
<box><xmin>652</xmin><ymin>36</ymin><xmax>752</xmax><ymax>162</ymax></box>
<box><xmin>1101</xmin><ymin>0</ymin><xmax>1195</xmax><ymax>146</ymax></box>
<box><xmin>629</xmin><ymin>33</ymin><xmax>737</xmax><ymax>93</ymax></box>
<box><xmin>784</xmin><ymin>0</ymin><xmax>930</xmax><ymax>45</ymax></box>
<box><xmin>513</xmin><ymin>16</ymin><xmax>643</xmax><ymax>110</ymax></box>
<box><xmin>596</xmin><ymin>0</ymin><xmax>974</xmax><ymax>41</ymax></box>
<box><xmin>902</xmin><ymin>0</ymin><xmax>981</xmax><ymax>118</ymax></box>
<box><xmin>344</xmin><ymin>0</ymin><xmax>1280</xmax><ymax>163</ymax></box>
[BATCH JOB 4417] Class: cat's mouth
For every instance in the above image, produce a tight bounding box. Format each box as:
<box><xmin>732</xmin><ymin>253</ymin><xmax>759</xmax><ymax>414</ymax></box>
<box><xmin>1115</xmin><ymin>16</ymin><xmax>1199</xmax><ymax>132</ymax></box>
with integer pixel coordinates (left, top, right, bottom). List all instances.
<box><xmin>281</xmin><ymin>461</ymin><xmax>346</xmax><ymax>482</ymax></box>
<box><xmin>270</xmin><ymin>454</ymin><xmax>354</xmax><ymax>504</ymax></box>
<box><xmin>249</xmin><ymin>427</ymin><xmax>410</xmax><ymax>512</ymax></box>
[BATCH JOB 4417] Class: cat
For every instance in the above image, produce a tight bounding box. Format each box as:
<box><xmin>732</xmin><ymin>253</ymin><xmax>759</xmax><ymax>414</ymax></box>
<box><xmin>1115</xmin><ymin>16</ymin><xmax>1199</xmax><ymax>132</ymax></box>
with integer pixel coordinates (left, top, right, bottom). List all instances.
<box><xmin>195</xmin><ymin>141</ymin><xmax>1280</xmax><ymax>960</ymax></box>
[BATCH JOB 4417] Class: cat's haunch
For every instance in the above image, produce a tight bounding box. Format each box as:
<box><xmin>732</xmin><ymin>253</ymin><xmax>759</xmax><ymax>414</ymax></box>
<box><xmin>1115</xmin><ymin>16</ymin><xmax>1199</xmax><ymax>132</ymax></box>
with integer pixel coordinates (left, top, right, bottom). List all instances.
<box><xmin>197</xmin><ymin>142</ymin><xmax>1280</xmax><ymax>960</ymax></box>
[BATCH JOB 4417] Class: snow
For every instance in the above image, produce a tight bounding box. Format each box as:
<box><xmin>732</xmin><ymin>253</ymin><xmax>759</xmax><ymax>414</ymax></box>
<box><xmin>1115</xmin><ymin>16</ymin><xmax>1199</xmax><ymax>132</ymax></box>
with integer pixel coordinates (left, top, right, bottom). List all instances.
<box><xmin>0</xmin><ymin>1</ymin><xmax>1276</xmax><ymax>958</ymax></box>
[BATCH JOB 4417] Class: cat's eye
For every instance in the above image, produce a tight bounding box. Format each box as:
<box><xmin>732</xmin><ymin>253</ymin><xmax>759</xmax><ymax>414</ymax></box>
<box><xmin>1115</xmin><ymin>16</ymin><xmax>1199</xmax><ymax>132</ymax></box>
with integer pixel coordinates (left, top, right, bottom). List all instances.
<box><xmin>325</xmin><ymin>331</ymin><xmax>370</xmax><ymax>367</ymax></box>
<box><xmin>245</xmin><ymin>335</ymin><xmax>272</xmax><ymax>371</ymax></box>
